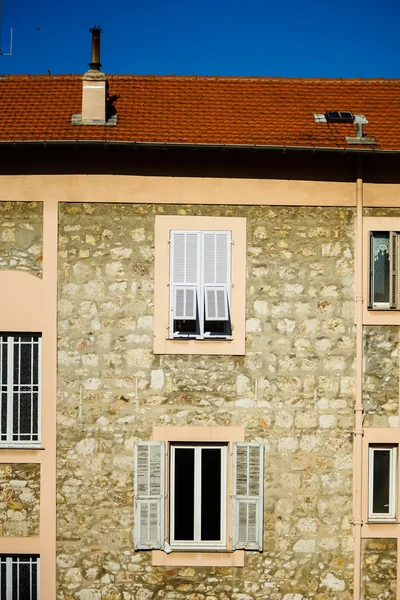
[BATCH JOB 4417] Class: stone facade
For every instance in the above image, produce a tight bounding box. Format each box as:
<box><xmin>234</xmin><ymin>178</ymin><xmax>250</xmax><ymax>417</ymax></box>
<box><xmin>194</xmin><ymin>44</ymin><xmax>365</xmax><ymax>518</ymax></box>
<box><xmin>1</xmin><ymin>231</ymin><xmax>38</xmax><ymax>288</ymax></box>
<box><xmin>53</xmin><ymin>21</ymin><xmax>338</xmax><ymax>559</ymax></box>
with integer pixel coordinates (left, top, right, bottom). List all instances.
<box><xmin>56</xmin><ymin>203</ymin><xmax>356</xmax><ymax>599</ymax></box>
<box><xmin>0</xmin><ymin>201</ymin><xmax>43</xmax><ymax>277</ymax></box>
<box><xmin>361</xmin><ymin>539</ymin><xmax>397</xmax><ymax>600</ymax></box>
<box><xmin>0</xmin><ymin>464</ymin><xmax>40</xmax><ymax>537</ymax></box>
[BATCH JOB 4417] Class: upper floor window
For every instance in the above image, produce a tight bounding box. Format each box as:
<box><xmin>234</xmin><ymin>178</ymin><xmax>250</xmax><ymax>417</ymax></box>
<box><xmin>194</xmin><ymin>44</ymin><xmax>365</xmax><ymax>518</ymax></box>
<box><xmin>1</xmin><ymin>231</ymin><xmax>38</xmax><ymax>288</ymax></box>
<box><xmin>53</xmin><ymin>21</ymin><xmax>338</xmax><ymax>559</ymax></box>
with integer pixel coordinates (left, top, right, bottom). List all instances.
<box><xmin>369</xmin><ymin>231</ymin><xmax>399</xmax><ymax>309</ymax></box>
<box><xmin>170</xmin><ymin>230</ymin><xmax>232</xmax><ymax>339</ymax></box>
<box><xmin>368</xmin><ymin>444</ymin><xmax>397</xmax><ymax>522</ymax></box>
<box><xmin>0</xmin><ymin>334</ymin><xmax>41</xmax><ymax>447</ymax></box>
<box><xmin>0</xmin><ymin>554</ymin><xmax>39</xmax><ymax>599</ymax></box>
<box><xmin>154</xmin><ymin>216</ymin><xmax>246</xmax><ymax>356</ymax></box>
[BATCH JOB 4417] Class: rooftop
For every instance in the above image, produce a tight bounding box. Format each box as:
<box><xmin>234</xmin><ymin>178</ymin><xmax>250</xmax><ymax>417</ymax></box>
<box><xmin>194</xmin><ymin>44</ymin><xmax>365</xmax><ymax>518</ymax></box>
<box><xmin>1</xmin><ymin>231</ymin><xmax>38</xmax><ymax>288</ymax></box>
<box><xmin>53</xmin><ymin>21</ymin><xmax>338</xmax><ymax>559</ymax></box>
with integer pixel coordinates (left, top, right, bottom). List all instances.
<box><xmin>1</xmin><ymin>74</ymin><xmax>399</xmax><ymax>150</ymax></box>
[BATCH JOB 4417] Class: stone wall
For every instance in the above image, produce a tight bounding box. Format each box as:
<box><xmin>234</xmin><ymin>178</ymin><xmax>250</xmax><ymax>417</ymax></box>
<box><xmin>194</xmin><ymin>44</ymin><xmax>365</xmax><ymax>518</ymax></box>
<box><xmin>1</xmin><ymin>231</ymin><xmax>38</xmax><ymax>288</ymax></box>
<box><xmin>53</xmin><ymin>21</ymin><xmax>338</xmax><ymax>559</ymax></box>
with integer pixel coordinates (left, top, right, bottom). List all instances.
<box><xmin>363</xmin><ymin>326</ymin><xmax>399</xmax><ymax>428</ymax></box>
<box><xmin>0</xmin><ymin>463</ymin><xmax>40</xmax><ymax>536</ymax></box>
<box><xmin>362</xmin><ymin>538</ymin><xmax>397</xmax><ymax>600</ymax></box>
<box><xmin>0</xmin><ymin>201</ymin><xmax>43</xmax><ymax>276</ymax></box>
<box><xmin>57</xmin><ymin>203</ymin><xmax>355</xmax><ymax>600</ymax></box>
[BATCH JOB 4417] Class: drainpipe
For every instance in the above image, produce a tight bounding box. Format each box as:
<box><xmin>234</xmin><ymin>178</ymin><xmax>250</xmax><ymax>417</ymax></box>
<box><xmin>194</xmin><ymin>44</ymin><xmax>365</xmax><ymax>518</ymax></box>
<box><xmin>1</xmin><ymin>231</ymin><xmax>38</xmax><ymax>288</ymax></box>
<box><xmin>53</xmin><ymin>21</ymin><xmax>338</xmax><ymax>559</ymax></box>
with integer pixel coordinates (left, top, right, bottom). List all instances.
<box><xmin>353</xmin><ymin>158</ymin><xmax>364</xmax><ymax>600</ymax></box>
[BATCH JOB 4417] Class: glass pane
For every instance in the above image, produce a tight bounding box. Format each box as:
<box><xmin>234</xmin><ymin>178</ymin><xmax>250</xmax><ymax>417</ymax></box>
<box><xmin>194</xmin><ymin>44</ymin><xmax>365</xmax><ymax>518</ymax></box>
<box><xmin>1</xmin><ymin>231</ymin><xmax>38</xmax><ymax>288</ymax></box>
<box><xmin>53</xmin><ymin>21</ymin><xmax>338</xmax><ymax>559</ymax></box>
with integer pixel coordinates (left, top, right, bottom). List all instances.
<box><xmin>19</xmin><ymin>341</ymin><xmax>33</xmax><ymax>386</ymax></box>
<box><xmin>201</xmin><ymin>448</ymin><xmax>221</xmax><ymax>541</ymax></box>
<box><xmin>174</xmin><ymin>448</ymin><xmax>194</xmax><ymax>541</ymax></box>
<box><xmin>373</xmin><ymin>233</ymin><xmax>390</xmax><ymax>303</ymax></box>
<box><xmin>17</xmin><ymin>562</ymin><xmax>32</xmax><ymax>600</ymax></box>
<box><xmin>373</xmin><ymin>450</ymin><xmax>391</xmax><ymax>514</ymax></box>
<box><xmin>0</xmin><ymin>338</ymin><xmax>7</xmax><ymax>388</ymax></box>
<box><xmin>1</xmin><ymin>394</ymin><xmax>7</xmax><ymax>441</ymax></box>
<box><xmin>0</xmin><ymin>559</ymin><xmax>7</xmax><ymax>600</ymax></box>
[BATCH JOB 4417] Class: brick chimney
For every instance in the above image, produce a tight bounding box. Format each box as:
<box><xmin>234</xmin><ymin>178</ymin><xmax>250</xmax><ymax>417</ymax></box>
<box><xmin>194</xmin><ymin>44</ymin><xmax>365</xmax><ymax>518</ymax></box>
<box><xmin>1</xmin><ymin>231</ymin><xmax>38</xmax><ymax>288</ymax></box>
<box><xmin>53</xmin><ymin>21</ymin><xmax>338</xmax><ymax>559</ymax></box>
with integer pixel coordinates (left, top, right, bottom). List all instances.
<box><xmin>81</xmin><ymin>25</ymin><xmax>106</xmax><ymax>125</ymax></box>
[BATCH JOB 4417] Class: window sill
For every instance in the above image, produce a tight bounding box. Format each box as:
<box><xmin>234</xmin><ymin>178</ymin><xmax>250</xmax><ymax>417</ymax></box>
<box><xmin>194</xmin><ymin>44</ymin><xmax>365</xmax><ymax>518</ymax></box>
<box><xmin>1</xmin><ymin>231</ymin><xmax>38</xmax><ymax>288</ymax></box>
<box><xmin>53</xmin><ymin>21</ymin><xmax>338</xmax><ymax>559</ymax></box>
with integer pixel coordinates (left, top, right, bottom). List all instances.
<box><xmin>169</xmin><ymin>336</ymin><xmax>233</xmax><ymax>341</ymax></box>
<box><xmin>368</xmin><ymin>518</ymin><xmax>397</xmax><ymax>524</ymax></box>
<box><xmin>0</xmin><ymin>445</ymin><xmax>44</xmax><ymax>450</ymax></box>
<box><xmin>152</xmin><ymin>550</ymin><xmax>244</xmax><ymax>567</ymax></box>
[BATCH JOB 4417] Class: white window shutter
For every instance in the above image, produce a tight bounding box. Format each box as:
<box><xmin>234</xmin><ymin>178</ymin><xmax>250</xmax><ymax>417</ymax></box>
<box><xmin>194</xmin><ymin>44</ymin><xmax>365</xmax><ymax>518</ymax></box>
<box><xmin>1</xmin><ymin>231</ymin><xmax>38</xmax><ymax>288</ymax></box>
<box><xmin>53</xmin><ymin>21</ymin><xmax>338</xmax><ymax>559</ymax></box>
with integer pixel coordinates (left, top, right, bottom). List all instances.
<box><xmin>134</xmin><ymin>442</ymin><xmax>165</xmax><ymax>550</ymax></box>
<box><xmin>205</xmin><ymin>286</ymin><xmax>228</xmax><ymax>321</ymax></box>
<box><xmin>171</xmin><ymin>231</ymin><xmax>200</xmax><ymax>285</ymax></box>
<box><xmin>232</xmin><ymin>443</ymin><xmax>264</xmax><ymax>551</ymax></box>
<box><xmin>202</xmin><ymin>231</ymin><xmax>231</xmax><ymax>285</ymax></box>
<box><xmin>390</xmin><ymin>231</ymin><xmax>398</xmax><ymax>309</ymax></box>
<box><xmin>173</xmin><ymin>286</ymin><xmax>197</xmax><ymax>320</ymax></box>
<box><xmin>368</xmin><ymin>232</ymin><xmax>374</xmax><ymax>309</ymax></box>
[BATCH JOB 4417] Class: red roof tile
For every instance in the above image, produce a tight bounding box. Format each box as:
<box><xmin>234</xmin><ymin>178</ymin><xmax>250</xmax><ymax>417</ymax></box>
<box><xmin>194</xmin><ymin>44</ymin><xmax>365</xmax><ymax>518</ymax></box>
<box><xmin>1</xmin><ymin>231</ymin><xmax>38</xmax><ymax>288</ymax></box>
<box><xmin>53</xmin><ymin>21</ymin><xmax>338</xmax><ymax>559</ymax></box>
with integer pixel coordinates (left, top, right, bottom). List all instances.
<box><xmin>0</xmin><ymin>74</ymin><xmax>399</xmax><ymax>150</ymax></box>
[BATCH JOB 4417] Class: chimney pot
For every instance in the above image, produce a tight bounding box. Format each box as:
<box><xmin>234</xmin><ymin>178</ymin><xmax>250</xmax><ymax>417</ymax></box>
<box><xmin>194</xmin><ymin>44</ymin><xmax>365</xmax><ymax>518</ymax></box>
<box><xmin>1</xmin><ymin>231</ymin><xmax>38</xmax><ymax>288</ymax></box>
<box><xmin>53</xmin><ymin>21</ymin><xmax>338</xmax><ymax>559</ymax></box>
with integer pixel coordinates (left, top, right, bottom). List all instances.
<box><xmin>89</xmin><ymin>24</ymin><xmax>102</xmax><ymax>71</ymax></box>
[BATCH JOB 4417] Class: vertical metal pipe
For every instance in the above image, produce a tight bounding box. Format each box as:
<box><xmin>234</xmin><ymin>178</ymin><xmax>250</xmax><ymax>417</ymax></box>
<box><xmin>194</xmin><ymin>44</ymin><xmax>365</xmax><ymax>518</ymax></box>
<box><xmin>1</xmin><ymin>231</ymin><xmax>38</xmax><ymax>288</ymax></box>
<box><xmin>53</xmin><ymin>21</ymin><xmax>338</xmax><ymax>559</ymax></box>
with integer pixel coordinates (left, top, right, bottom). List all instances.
<box><xmin>353</xmin><ymin>158</ymin><xmax>364</xmax><ymax>600</ymax></box>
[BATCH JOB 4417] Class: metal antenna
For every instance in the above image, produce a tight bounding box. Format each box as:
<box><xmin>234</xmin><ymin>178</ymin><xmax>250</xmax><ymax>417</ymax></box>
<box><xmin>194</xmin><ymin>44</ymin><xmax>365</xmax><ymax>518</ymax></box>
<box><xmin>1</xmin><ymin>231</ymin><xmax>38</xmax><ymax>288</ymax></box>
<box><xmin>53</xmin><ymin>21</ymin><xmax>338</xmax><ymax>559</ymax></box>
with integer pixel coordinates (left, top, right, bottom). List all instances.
<box><xmin>0</xmin><ymin>0</ymin><xmax>13</xmax><ymax>56</ymax></box>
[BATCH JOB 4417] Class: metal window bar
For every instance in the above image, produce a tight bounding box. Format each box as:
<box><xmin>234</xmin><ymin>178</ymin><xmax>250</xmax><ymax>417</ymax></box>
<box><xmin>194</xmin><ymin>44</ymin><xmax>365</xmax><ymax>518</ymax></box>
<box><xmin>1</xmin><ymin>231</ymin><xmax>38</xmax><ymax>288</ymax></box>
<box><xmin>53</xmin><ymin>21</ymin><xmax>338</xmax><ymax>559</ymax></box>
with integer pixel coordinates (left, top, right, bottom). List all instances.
<box><xmin>0</xmin><ymin>555</ymin><xmax>39</xmax><ymax>600</ymax></box>
<box><xmin>0</xmin><ymin>336</ymin><xmax>41</xmax><ymax>446</ymax></box>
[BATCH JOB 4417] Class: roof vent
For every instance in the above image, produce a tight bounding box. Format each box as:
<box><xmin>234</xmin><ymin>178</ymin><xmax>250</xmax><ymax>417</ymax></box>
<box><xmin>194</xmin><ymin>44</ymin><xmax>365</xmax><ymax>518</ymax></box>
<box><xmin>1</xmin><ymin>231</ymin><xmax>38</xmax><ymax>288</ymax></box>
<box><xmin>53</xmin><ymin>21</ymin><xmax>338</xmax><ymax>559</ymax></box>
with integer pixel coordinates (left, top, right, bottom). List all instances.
<box><xmin>325</xmin><ymin>111</ymin><xmax>354</xmax><ymax>123</ymax></box>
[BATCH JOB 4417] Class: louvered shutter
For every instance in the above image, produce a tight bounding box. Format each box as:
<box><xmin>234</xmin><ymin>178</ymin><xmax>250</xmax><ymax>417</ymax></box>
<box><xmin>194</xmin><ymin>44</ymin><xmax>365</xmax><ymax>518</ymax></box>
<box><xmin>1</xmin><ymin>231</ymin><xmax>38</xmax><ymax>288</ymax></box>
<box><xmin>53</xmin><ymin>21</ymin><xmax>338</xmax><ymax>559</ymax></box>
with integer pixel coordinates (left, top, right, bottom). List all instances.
<box><xmin>203</xmin><ymin>231</ymin><xmax>231</xmax><ymax>322</ymax></box>
<box><xmin>170</xmin><ymin>231</ymin><xmax>200</xmax><ymax>320</ymax></box>
<box><xmin>205</xmin><ymin>287</ymin><xmax>229</xmax><ymax>321</ymax></box>
<box><xmin>134</xmin><ymin>442</ymin><xmax>165</xmax><ymax>550</ymax></box>
<box><xmin>368</xmin><ymin>231</ymin><xmax>374</xmax><ymax>309</ymax></box>
<box><xmin>232</xmin><ymin>443</ymin><xmax>264</xmax><ymax>551</ymax></box>
<box><xmin>390</xmin><ymin>232</ymin><xmax>398</xmax><ymax>309</ymax></box>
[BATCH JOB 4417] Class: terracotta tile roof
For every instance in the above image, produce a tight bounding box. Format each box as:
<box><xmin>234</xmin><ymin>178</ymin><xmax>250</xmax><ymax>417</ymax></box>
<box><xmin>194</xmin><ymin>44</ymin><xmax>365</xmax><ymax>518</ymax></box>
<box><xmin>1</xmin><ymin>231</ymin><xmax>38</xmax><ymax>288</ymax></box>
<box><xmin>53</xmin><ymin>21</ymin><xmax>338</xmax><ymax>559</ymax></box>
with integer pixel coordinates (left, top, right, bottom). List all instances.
<box><xmin>1</xmin><ymin>74</ymin><xmax>400</xmax><ymax>150</ymax></box>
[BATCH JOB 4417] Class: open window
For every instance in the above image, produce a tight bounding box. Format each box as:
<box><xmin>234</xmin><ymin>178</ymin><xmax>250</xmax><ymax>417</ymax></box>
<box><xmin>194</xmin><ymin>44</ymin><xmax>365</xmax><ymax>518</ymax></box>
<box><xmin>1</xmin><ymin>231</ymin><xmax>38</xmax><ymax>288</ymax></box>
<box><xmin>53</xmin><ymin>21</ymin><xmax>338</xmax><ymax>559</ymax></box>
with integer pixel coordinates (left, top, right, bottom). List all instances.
<box><xmin>0</xmin><ymin>555</ymin><xmax>40</xmax><ymax>599</ymax></box>
<box><xmin>0</xmin><ymin>334</ymin><xmax>41</xmax><ymax>447</ymax></box>
<box><xmin>154</xmin><ymin>216</ymin><xmax>246</xmax><ymax>356</ymax></box>
<box><xmin>134</xmin><ymin>440</ymin><xmax>264</xmax><ymax>553</ymax></box>
<box><xmin>368</xmin><ymin>444</ymin><xmax>397</xmax><ymax>522</ymax></box>
<box><xmin>368</xmin><ymin>231</ymin><xmax>399</xmax><ymax>310</ymax></box>
<box><xmin>170</xmin><ymin>230</ymin><xmax>232</xmax><ymax>339</ymax></box>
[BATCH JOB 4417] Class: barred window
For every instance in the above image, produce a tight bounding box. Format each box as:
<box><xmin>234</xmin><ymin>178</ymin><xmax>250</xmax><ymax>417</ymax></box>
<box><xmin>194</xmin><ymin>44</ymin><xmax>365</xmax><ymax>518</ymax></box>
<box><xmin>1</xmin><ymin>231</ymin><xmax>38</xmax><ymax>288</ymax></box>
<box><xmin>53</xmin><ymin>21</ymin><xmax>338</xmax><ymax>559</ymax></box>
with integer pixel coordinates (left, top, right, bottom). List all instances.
<box><xmin>0</xmin><ymin>555</ymin><xmax>39</xmax><ymax>600</ymax></box>
<box><xmin>0</xmin><ymin>335</ymin><xmax>41</xmax><ymax>446</ymax></box>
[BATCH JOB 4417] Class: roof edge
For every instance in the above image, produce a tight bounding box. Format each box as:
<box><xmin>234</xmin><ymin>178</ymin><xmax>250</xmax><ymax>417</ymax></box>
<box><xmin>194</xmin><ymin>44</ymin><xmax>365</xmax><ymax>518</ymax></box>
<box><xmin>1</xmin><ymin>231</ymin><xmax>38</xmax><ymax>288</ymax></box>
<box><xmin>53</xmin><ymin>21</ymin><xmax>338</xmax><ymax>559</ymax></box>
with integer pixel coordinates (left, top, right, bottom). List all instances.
<box><xmin>0</xmin><ymin>139</ymin><xmax>398</xmax><ymax>153</ymax></box>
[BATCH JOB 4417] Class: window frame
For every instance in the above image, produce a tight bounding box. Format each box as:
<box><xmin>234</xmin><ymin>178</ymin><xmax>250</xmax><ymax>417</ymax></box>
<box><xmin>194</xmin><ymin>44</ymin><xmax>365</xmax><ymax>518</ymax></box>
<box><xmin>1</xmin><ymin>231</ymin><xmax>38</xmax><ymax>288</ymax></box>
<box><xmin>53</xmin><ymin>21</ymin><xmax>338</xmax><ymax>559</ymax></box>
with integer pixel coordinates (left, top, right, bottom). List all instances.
<box><xmin>368</xmin><ymin>444</ymin><xmax>398</xmax><ymax>523</ymax></box>
<box><xmin>363</xmin><ymin>218</ymin><xmax>400</xmax><ymax>325</ymax></box>
<box><xmin>154</xmin><ymin>216</ymin><xmax>246</xmax><ymax>356</ymax></box>
<box><xmin>0</xmin><ymin>554</ymin><xmax>40</xmax><ymax>600</ymax></box>
<box><xmin>368</xmin><ymin>230</ymin><xmax>398</xmax><ymax>310</ymax></box>
<box><xmin>169</xmin><ymin>443</ymin><xmax>228</xmax><ymax>551</ymax></box>
<box><xmin>0</xmin><ymin>334</ymin><xmax>42</xmax><ymax>448</ymax></box>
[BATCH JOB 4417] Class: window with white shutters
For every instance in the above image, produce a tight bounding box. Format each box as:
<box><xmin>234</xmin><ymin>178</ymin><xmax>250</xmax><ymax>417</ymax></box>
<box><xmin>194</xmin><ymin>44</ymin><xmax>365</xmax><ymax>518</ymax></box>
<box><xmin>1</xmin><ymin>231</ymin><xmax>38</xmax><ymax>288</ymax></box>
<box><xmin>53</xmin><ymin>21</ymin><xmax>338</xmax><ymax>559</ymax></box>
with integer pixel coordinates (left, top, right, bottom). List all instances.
<box><xmin>369</xmin><ymin>231</ymin><xmax>400</xmax><ymax>309</ymax></box>
<box><xmin>170</xmin><ymin>230</ymin><xmax>232</xmax><ymax>338</ymax></box>
<box><xmin>134</xmin><ymin>442</ymin><xmax>165</xmax><ymax>550</ymax></box>
<box><xmin>134</xmin><ymin>439</ymin><xmax>263</xmax><ymax>553</ymax></box>
<box><xmin>0</xmin><ymin>555</ymin><xmax>39</xmax><ymax>600</ymax></box>
<box><xmin>232</xmin><ymin>443</ymin><xmax>264</xmax><ymax>551</ymax></box>
<box><xmin>0</xmin><ymin>334</ymin><xmax>41</xmax><ymax>447</ymax></box>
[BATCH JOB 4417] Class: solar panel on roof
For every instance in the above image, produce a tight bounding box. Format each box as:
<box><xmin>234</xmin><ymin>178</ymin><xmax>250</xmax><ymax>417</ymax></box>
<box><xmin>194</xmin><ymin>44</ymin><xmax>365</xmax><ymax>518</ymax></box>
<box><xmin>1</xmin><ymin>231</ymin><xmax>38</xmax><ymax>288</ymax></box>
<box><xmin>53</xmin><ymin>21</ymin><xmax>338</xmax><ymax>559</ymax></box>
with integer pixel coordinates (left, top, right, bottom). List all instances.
<box><xmin>325</xmin><ymin>111</ymin><xmax>354</xmax><ymax>123</ymax></box>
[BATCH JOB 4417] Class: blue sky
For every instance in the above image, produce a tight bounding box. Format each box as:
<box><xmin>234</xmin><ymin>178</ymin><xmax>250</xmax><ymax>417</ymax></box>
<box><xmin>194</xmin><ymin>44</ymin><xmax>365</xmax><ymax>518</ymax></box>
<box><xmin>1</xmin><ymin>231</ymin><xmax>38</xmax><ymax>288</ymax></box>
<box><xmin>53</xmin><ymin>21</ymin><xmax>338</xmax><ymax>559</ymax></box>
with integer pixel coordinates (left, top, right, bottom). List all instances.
<box><xmin>0</xmin><ymin>0</ymin><xmax>399</xmax><ymax>77</ymax></box>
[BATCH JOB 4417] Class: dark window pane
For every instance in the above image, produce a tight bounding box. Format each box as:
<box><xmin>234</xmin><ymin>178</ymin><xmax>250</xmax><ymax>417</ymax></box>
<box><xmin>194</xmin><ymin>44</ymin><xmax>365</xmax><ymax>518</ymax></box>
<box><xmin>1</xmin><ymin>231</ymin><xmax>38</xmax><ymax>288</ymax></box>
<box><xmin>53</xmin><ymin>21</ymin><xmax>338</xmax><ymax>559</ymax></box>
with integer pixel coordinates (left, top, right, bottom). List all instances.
<box><xmin>19</xmin><ymin>342</ymin><xmax>33</xmax><ymax>386</ymax></box>
<box><xmin>1</xmin><ymin>339</ymin><xmax>7</xmax><ymax>386</ymax></box>
<box><xmin>373</xmin><ymin>233</ymin><xmax>390</xmax><ymax>303</ymax></box>
<box><xmin>173</xmin><ymin>320</ymin><xmax>198</xmax><ymax>335</ymax></box>
<box><xmin>174</xmin><ymin>448</ymin><xmax>194</xmax><ymax>541</ymax></box>
<box><xmin>17</xmin><ymin>562</ymin><xmax>32</xmax><ymax>600</ymax></box>
<box><xmin>32</xmin><ymin>344</ymin><xmax>39</xmax><ymax>386</ymax></box>
<box><xmin>373</xmin><ymin>450</ymin><xmax>391</xmax><ymax>513</ymax></box>
<box><xmin>1</xmin><ymin>393</ymin><xmax>7</xmax><ymax>440</ymax></box>
<box><xmin>201</xmin><ymin>448</ymin><xmax>221</xmax><ymax>541</ymax></box>
<box><xmin>0</xmin><ymin>559</ymin><xmax>7</xmax><ymax>599</ymax></box>
<box><xmin>16</xmin><ymin>394</ymin><xmax>33</xmax><ymax>435</ymax></box>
